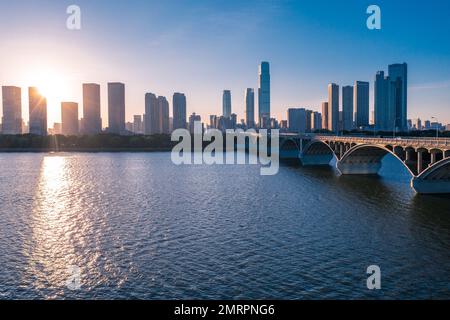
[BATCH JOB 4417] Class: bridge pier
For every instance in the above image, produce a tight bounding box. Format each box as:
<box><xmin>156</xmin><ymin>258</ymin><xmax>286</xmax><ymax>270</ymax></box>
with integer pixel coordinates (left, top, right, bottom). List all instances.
<box><xmin>417</xmin><ymin>150</ymin><xmax>424</xmax><ymax>175</ymax></box>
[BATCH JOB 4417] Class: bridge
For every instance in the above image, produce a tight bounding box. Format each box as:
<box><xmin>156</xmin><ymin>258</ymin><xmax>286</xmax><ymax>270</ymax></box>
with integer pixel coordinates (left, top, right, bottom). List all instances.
<box><xmin>279</xmin><ymin>134</ymin><xmax>450</xmax><ymax>194</ymax></box>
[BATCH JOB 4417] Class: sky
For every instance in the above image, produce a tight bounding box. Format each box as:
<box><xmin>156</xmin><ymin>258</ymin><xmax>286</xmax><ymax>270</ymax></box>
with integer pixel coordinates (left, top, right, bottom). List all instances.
<box><xmin>0</xmin><ymin>0</ymin><xmax>449</xmax><ymax>128</ymax></box>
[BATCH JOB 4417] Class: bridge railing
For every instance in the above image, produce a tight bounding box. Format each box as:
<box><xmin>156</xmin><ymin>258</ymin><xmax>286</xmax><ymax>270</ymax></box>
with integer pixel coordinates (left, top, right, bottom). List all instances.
<box><xmin>314</xmin><ymin>135</ymin><xmax>450</xmax><ymax>149</ymax></box>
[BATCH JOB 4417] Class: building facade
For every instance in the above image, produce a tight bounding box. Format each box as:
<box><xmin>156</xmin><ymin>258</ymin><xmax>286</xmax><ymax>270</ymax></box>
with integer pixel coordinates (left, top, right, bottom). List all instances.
<box><xmin>258</xmin><ymin>61</ymin><xmax>271</xmax><ymax>128</ymax></box>
<box><xmin>342</xmin><ymin>85</ymin><xmax>353</xmax><ymax>131</ymax></box>
<box><xmin>354</xmin><ymin>81</ymin><xmax>370</xmax><ymax>128</ymax></box>
<box><xmin>82</xmin><ymin>83</ymin><xmax>102</xmax><ymax>134</ymax></box>
<box><xmin>245</xmin><ymin>88</ymin><xmax>255</xmax><ymax>129</ymax></box>
<box><xmin>61</xmin><ymin>102</ymin><xmax>79</xmax><ymax>135</ymax></box>
<box><xmin>28</xmin><ymin>87</ymin><xmax>47</xmax><ymax>136</ymax></box>
<box><xmin>173</xmin><ymin>92</ymin><xmax>187</xmax><ymax>130</ymax></box>
<box><xmin>2</xmin><ymin>86</ymin><xmax>22</xmax><ymax>134</ymax></box>
<box><xmin>107</xmin><ymin>82</ymin><xmax>125</xmax><ymax>134</ymax></box>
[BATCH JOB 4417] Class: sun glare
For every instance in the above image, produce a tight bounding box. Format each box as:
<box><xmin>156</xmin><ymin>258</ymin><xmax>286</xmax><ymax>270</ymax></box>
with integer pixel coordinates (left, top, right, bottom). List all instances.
<box><xmin>25</xmin><ymin>68</ymin><xmax>73</xmax><ymax>126</ymax></box>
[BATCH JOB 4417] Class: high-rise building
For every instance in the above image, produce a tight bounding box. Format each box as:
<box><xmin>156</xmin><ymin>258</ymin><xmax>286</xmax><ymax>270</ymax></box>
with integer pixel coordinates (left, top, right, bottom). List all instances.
<box><xmin>321</xmin><ymin>102</ymin><xmax>329</xmax><ymax>130</ymax></box>
<box><xmin>61</xmin><ymin>102</ymin><xmax>79</xmax><ymax>136</ymax></box>
<box><xmin>144</xmin><ymin>92</ymin><xmax>159</xmax><ymax>134</ymax></box>
<box><xmin>28</xmin><ymin>87</ymin><xmax>47</xmax><ymax>136</ymax></box>
<box><xmin>245</xmin><ymin>88</ymin><xmax>255</xmax><ymax>128</ymax></box>
<box><xmin>173</xmin><ymin>92</ymin><xmax>187</xmax><ymax>130</ymax></box>
<box><xmin>288</xmin><ymin>108</ymin><xmax>307</xmax><ymax>133</ymax></box>
<box><xmin>2</xmin><ymin>86</ymin><xmax>22</xmax><ymax>134</ymax></box>
<box><xmin>342</xmin><ymin>86</ymin><xmax>353</xmax><ymax>131</ymax></box>
<box><xmin>354</xmin><ymin>81</ymin><xmax>370</xmax><ymax>128</ymax></box>
<box><xmin>414</xmin><ymin>118</ymin><xmax>422</xmax><ymax>131</ymax></box>
<box><xmin>133</xmin><ymin>115</ymin><xmax>143</xmax><ymax>134</ymax></box>
<box><xmin>158</xmin><ymin>96</ymin><xmax>170</xmax><ymax>134</ymax></box>
<box><xmin>374</xmin><ymin>64</ymin><xmax>408</xmax><ymax>132</ymax></box>
<box><xmin>189</xmin><ymin>113</ymin><xmax>201</xmax><ymax>134</ymax></box>
<box><xmin>258</xmin><ymin>61</ymin><xmax>270</xmax><ymax>128</ymax></box>
<box><xmin>374</xmin><ymin>71</ymin><xmax>391</xmax><ymax>131</ymax></box>
<box><xmin>82</xmin><ymin>83</ymin><xmax>102</xmax><ymax>134</ymax></box>
<box><xmin>328</xmin><ymin>84</ymin><xmax>339</xmax><ymax>132</ymax></box>
<box><xmin>222</xmin><ymin>90</ymin><xmax>231</xmax><ymax>118</ymax></box>
<box><xmin>311</xmin><ymin>112</ymin><xmax>322</xmax><ymax>131</ymax></box>
<box><xmin>388</xmin><ymin>63</ymin><xmax>408</xmax><ymax>131</ymax></box>
<box><xmin>107</xmin><ymin>82</ymin><xmax>125</xmax><ymax>134</ymax></box>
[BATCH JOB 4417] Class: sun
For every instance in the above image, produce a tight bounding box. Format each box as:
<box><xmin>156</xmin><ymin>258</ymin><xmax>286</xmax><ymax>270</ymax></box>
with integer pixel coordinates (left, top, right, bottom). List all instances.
<box><xmin>34</xmin><ymin>72</ymin><xmax>69</xmax><ymax>102</ymax></box>
<box><xmin>25</xmin><ymin>68</ymin><xmax>73</xmax><ymax>126</ymax></box>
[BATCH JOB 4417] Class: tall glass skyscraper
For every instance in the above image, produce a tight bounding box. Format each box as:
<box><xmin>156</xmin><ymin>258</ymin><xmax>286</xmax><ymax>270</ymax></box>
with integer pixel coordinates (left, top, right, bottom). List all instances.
<box><xmin>108</xmin><ymin>82</ymin><xmax>125</xmax><ymax>134</ymax></box>
<box><xmin>158</xmin><ymin>96</ymin><xmax>170</xmax><ymax>134</ymax></box>
<box><xmin>173</xmin><ymin>92</ymin><xmax>187</xmax><ymax>130</ymax></box>
<box><xmin>222</xmin><ymin>90</ymin><xmax>231</xmax><ymax>118</ymax></box>
<box><xmin>388</xmin><ymin>63</ymin><xmax>408</xmax><ymax>131</ymax></box>
<box><xmin>258</xmin><ymin>62</ymin><xmax>270</xmax><ymax>128</ymax></box>
<box><xmin>28</xmin><ymin>87</ymin><xmax>47</xmax><ymax>136</ymax></box>
<box><xmin>354</xmin><ymin>81</ymin><xmax>370</xmax><ymax>128</ymax></box>
<box><xmin>82</xmin><ymin>83</ymin><xmax>102</xmax><ymax>134</ymax></box>
<box><xmin>328</xmin><ymin>83</ymin><xmax>339</xmax><ymax>133</ymax></box>
<box><xmin>144</xmin><ymin>92</ymin><xmax>159</xmax><ymax>134</ymax></box>
<box><xmin>342</xmin><ymin>86</ymin><xmax>354</xmax><ymax>131</ymax></box>
<box><xmin>245</xmin><ymin>88</ymin><xmax>255</xmax><ymax>129</ymax></box>
<box><xmin>61</xmin><ymin>102</ymin><xmax>79</xmax><ymax>136</ymax></box>
<box><xmin>2</xmin><ymin>86</ymin><xmax>22</xmax><ymax>134</ymax></box>
<box><xmin>374</xmin><ymin>63</ymin><xmax>408</xmax><ymax>132</ymax></box>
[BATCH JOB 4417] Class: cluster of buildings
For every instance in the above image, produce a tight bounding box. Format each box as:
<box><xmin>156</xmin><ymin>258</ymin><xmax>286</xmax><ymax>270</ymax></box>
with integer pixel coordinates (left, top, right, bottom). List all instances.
<box><xmin>207</xmin><ymin>62</ymin><xmax>272</xmax><ymax>132</ymax></box>
<box><xmin>0</xmin><ymin>61</ymin><xmax>448</xmax><ymax>136</ymax></box>
<box><xmin>287</xmin><ymin>63</ymin><xmax>409</xmax><ymax>134</ymax></box>
<box><xmin>0</xmin><ymin>83</ymin><xmax>188</xmax><ymax>136</ymax></box>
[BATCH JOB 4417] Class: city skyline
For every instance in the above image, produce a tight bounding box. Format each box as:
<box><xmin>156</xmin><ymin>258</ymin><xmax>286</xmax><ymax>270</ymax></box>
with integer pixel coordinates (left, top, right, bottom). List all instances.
<box><xmin>1</xmin><ymin>60</ymin><xmax>447</xmax><ymax>135</ymax></box>
<box><xmin>0</xmin><ymin>1</ymin><xmax>449</xmax><ymax>128</ymax></box>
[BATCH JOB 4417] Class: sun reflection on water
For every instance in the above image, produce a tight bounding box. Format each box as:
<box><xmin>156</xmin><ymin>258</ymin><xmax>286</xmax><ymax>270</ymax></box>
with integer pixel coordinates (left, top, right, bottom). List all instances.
<box><xmin>24</xmin><ymin>156</ymin><xmax>85</xmax><ymax>298</ymax></box>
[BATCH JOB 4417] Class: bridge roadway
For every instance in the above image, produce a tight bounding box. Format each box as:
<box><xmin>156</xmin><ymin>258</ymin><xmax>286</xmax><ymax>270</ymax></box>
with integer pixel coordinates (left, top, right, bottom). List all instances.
<box><xmin>279</xmin><ymin>134</ymin><xmax>450</xmax><ymax>194</ymax></box>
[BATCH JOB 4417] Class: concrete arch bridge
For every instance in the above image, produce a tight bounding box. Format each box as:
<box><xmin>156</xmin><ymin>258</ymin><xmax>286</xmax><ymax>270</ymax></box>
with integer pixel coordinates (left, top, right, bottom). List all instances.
<box><xmin>279</xmin><ymin>134</ymin><xmax>450</xmax><ymax>194</ymax></box>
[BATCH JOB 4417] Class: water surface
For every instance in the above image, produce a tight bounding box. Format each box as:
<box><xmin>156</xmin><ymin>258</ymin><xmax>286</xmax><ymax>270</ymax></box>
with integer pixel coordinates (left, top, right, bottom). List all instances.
<box><xmin>0</xmin><ymin>152</ymin><xmax>449</xmax><ymax>299</ymax></box>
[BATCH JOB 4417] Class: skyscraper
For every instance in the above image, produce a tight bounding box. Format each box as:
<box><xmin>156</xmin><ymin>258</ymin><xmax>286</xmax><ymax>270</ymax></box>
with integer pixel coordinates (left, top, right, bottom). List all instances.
<box><xmin>288</xmin><ymin>108</ymin><xmax>307</xmax><ymax>133</ymax></box>
<box><xmin>28</xmin><ymin>87</ymin><xmax>47</xmax><ymax>136</ymax></box>
<box><xmin>258</xmin><ymin>61</ymin><xmax>270</xmax><ymax>128</ymax></box>
<box><xmin>374</xmin><ymin>71</ymin><xmax>390</xmax><ymax>131</ymax></box>
<box><xmin>354</xmin><ymin>81</ymin><xmax>370</xmax><ymax>128</ymax></box>
<box><xmin>107</xmin><ymin>82</ymin><xmax>125</xmax><ymax>134</ymax></box>
<box><xmin>374</xmin><ymin>64</ymin><xmax>408</xmax><ymax>132</ymax></box>
<box><xmin>388</xmin><ymin>63</ymin><xmax>408</xmax><ymax>131</ymax></box>
<box><xmin>189</xmin><ymin>113</ymin><xmax>201</xmax><ymax>134</ymax></box>
<box><xmin>133</xmin><ymin>115</ymin><xmax>143</xmax><ymax>134</ymax></box>
<box><xmin>311</xmin><ymin>111</ymin><xmax>322</xmax><ymax>131</ymax></box>
<box><xmin>2</xmin><ymin>86</ymin><xmax>22</xmax><ymax>134</ymax></box>
<box><xmin>144</xmin><ymin>93</ymin><xmax>159</xmax><ymax>134</ymax></box>
<box><xmin>328</xmin><ymin>84</ymin><xmax>339</xmax><ymax>132</ymax></box>
<box><xmin>222</xmin><ymin>90</ymin><xmax>231</xmax><ymax>118</ymax></box>
<box><xmin>173</xmin><ymin>92</ymin><xmax>187</xmax><ymax>130</ymax></box>
<box><xmin>245</xmin><ymin>88</ymin><xmax>255</xmax><ymax>128</ymax></box>
<box><xmin>321</xmin><ymin>102</ymin><xmax>329</xmax><ymax>130</ymax></box>
<box><xmin>61</xmin><ymin>102</ymin><xmax>79</xmax><ymax>136</ymax></box>
<box><xmin>82</xmin><ymin>83</ymin><xmax>102</xmax><ymax>134</ymax></box>
<box><xmin>342</xmin><ymin>86</ymin><xmax>353</xmax><ymax>131</ymax></box>
<box><xmin>158</xmin><ymin>96</ymin><xmax>170</xmax><ymax>134</ymax></box>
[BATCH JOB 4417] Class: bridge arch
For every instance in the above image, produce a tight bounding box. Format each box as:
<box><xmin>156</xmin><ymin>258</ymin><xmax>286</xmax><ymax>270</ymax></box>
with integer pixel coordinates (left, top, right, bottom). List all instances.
<box><xmin>279</xmin><ymin>138</ymin><xmax>301</xmax><ymax>160</ymax></box>
<box><xmin>299</xmin><ymin>140</ymin><xmax>337</xmax><ymax>165</ymax></box>
<box><xmin>337</xmin><ymin>144</ymin><xmax>415</xmax><ymax>177</ymax></box>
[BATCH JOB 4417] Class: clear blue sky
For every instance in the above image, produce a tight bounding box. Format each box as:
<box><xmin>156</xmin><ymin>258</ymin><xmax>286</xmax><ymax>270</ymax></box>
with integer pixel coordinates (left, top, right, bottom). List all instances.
<box><xmin>0</xmin><ymin>0</ymin><xmax>449</xmax><ymax>126</ymax></box>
